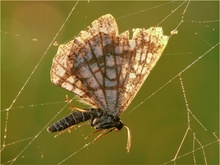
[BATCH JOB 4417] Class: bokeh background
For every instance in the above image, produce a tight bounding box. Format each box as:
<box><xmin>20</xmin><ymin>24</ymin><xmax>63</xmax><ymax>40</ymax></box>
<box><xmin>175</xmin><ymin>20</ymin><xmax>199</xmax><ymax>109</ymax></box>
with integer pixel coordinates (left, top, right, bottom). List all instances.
<box><xmin>1</xmin><ymin>1</ymin><xmax>219</xmax><ymax>164</ymax></box>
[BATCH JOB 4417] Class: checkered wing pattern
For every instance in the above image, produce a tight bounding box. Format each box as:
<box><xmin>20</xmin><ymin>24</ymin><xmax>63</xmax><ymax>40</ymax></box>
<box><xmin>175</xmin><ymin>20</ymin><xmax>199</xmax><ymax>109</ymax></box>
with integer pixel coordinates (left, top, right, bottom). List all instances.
<box><xmin>50</xmin><ymin>14</ymin><xmax>169</xmax><ymax>116</ymax></box>
<box><xmin>120</xmin><ymin>27</ymin><xmax>169</xmax><ymax>113</ymax></box>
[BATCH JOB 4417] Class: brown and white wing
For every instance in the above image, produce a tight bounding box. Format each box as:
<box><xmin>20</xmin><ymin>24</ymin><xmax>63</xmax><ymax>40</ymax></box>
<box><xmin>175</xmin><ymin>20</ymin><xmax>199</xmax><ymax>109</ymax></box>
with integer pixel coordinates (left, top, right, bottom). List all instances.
<box><xmin>50</xmin><ymin>14</ymin><xmax>126</xmax><ymax>111</ymax></box>
<box><xmin>119</xmin><ymin>27</ymin><xmax>169</xmax><ymax>113</ymax></box>
<box><xmin>50</xmin><ymin>14</ymin><xmax>169</xmax><ymax>115</ymax></box>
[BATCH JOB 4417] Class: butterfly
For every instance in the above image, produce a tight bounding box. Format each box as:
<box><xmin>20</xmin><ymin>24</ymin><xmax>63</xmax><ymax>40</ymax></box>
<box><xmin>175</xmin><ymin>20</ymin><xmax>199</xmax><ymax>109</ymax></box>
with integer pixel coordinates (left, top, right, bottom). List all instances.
<box><xmin>47</xmin><ymin>14</ymin><xmax>169</xmax><ymax>152</ymax></box>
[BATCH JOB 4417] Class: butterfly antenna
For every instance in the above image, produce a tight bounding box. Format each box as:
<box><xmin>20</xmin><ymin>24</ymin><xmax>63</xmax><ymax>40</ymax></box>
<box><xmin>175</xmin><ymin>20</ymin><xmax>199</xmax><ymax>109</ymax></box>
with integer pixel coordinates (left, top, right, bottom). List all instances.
<box><xmin>124</xmin><ymin>125</ymin><xmax>132</xmax><ymax>153</ymax></box>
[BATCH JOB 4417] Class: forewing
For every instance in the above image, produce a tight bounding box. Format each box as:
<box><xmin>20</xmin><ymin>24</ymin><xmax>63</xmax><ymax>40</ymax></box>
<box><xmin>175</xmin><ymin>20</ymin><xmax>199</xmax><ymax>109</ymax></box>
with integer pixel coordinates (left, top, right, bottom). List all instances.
<box><xmin>50</xmin><ymin>14</ymin><xmax>169</xmax><ymax>115</ymax></box>
<box><xmin>119</xmin><ymin>27</ymin><xmax>169</xmax><ymax>113</ymax></box>
<box><xmin>50</xmin><ymin>14</ymin><xmax>125</xmax><ymax>110</ymax></box>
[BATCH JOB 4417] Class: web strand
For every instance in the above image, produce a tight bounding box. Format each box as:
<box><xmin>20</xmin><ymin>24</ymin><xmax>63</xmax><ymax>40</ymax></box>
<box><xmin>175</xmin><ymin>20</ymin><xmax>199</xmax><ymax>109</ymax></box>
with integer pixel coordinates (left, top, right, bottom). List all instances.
<box><xmin>162</xmin><ymin>74</ymin><xmax>218</xmax><ymax>164</ymax></box>
<box><xmin>127</xmin><ymin>42</ymin><xmax>219</xmax><ymax>115</ymax></box>
<box><xmin>1</xmin><ymin>1</ymin><xmax>79</xmax><ymax>164</ymax></box>
<box><xmin>116</xmin><ymin>1</ymin><xmax>175</xmax><ymax>20</ymax></box>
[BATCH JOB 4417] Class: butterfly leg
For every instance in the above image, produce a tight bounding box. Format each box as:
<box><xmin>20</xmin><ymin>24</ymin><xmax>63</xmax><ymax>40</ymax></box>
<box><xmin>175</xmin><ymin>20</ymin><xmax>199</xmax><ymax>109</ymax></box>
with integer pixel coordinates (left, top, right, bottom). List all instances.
<box><xmin>53</xmin><ymin>125</ymin><xmax>76</xmax><ymax>138</ymax></box>
<box><xmin>93</xmin><ymin>128</ymin><xmax>114</xmax><ymax>143</ymax></box>
<box><xmin>84</xmin><ymin>129</ymin><xmax>102</xmax><ymax>140</ymax></box>
<box><xmin>65</xmin><ymin>95</ymin><xmax>88</xmax><ymax>113</ymax></box>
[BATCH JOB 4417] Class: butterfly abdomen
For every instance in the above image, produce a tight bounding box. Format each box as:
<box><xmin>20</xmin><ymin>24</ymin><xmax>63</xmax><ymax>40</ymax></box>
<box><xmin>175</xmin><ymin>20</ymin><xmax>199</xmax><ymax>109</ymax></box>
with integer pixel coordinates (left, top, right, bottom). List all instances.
<box><xmin>47</xmin><ymin>108</ymin><xmax>101</xmax><ymax>133</ymax></box>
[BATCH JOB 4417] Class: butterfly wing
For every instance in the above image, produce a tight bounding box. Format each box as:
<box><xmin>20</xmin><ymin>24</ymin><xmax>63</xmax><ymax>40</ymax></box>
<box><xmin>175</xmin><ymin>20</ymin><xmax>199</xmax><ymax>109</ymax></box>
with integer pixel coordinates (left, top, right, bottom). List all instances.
<box><xmin>119</xmin><ymin>27</ymin><xmax>169</xmax><ymax>113</ymax></box>
<box><xmin>50</xmin><ymin>14</ymin><xmax>169</xmax><ymax>116</ymax></box>
<box><xmin>50</xmin><ymin>14</ymin><xmax>131</xmax><ymax>113</ymax></box>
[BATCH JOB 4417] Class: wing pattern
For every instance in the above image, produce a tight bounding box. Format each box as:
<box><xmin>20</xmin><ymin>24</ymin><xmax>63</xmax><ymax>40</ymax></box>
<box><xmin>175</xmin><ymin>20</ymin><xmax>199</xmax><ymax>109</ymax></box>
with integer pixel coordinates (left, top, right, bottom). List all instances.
<box><xmin>120</xmin><ymin>27</ymin><xmax>169</xmax><ymax>113</ymax></box>
<box><xmin>50</xmin><ymin>14</ymin><xmax>169</xmax><ymax>116</ymax></box>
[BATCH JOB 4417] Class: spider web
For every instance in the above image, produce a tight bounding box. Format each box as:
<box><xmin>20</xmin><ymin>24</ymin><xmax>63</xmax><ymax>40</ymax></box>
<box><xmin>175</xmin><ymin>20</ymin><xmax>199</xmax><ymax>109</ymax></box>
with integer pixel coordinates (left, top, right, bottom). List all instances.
<box><xmin>1</xmin><ymin>1</ymin><xmax>219</xmax><ymax>164</ymax></box>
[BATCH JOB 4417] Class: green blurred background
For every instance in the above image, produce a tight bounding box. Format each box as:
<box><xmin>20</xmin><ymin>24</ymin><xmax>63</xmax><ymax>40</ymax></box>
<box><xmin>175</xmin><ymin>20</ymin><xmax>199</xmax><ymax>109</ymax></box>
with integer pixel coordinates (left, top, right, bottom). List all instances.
<box><xmin>1</xmin><ymin>1</ymin><xmax>219</xmax><ymax>164</ymax></box>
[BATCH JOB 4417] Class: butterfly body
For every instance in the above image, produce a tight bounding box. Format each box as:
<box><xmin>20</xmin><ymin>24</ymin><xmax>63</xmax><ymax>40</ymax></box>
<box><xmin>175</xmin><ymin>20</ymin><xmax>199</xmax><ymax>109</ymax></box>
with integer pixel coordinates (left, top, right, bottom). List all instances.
<box><xmin>48</xmin><ymin>108</ymin><xmax>123</xmax><ymax>132</ymax></box>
